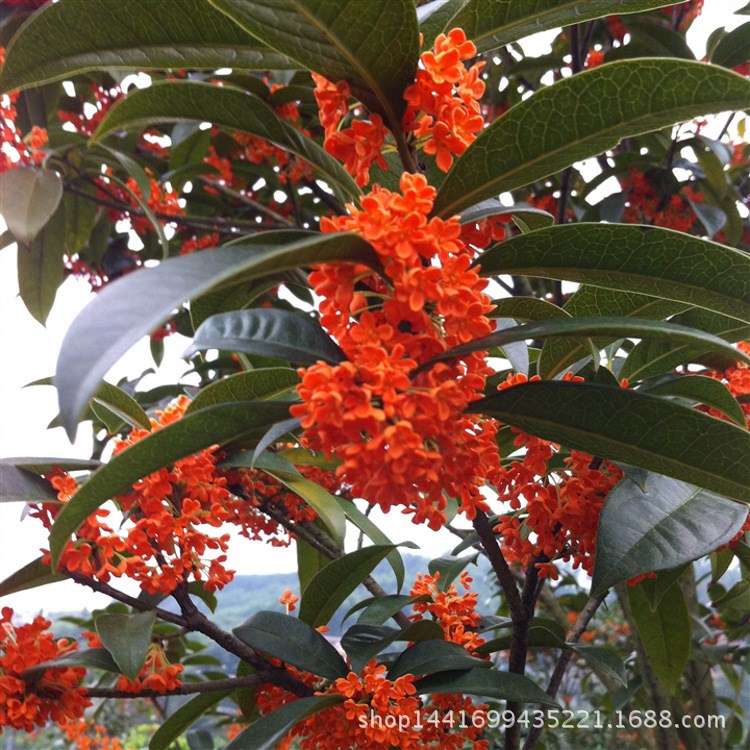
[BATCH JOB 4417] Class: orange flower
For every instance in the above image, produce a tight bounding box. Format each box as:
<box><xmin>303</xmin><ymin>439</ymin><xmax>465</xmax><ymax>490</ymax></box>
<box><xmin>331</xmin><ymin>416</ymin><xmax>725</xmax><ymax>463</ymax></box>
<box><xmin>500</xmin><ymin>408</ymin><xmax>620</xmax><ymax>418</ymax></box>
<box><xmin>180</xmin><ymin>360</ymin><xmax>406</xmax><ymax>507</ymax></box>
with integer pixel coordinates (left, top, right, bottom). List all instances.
<box><xmin>279</xmin><ymin>588</ymin><xmax>300</xmax><ymax>613</ymax></box>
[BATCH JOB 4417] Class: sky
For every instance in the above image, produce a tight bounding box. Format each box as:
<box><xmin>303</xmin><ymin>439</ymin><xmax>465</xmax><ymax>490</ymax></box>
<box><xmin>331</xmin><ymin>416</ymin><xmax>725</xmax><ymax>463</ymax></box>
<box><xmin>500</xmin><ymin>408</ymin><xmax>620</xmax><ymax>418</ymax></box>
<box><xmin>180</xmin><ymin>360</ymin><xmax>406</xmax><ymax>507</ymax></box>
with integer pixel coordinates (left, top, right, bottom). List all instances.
<box><xmin>1</xmin><ymin>0</ymin><xmax>747</xmax><ymax>617</ymax></box>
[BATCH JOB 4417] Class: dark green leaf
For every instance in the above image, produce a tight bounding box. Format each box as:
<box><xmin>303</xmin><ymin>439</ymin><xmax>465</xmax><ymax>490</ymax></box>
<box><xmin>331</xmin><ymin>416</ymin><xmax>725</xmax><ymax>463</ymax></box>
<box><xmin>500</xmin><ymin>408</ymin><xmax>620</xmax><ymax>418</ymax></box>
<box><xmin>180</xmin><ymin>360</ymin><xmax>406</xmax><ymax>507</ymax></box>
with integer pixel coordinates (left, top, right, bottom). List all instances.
<box><xmin>49</xmin><ymin>401</ymin><xmax>292</xmax><ymax>566</ymax></box>
<box><xmin>417</xmin><ymin>0</ymin><xmax>466</xmax><ymax>49</ymax></box>
<box><xmin>225</xmin><ymin>695</ymin><xmax>344</xmax><ymax>750</ymax></box>
<box><xmin>428</xmin><ymin>555</ymin><xmax>477</xmax><ymax>591</ymax></box>
<box><xmin>470</xmin><ymin>381</ymin><xmax>750</xmax><ymax>503</ymax></box>
<box><xmin>458</xmin><ymin>199</ymin><xmax>554</xmax><ymax>231</ymax></box>
<box><xmin>568</xmin><ymin>644</ymin><xmax>628</xmax><ymax>687</ymax></box>
<box><xmin>642</xmin><ymin>375</ymin><xmax>746</xmax><ymax>427</ymax></box>
<box><xmin>1</xmin><ymin>0</ymin><xmax>296</xmax><ymax>92</ymax></box>
<box><xmin>64</xmin><ymin>193</ymin><xmax>98</xmax><ymax>258</ymax></box>
<box><xmin>187</xmin><ymin>368</ymin><xmax>300</xmax><ymax>413</ymax></box>
<box><xmin>223</xmin><ymin>452</ymin><xmax>346</xmax><ymax>546</ymax></box>
<box><xmin>592</xmin><ymin>473</ymin><xmax>748</xmax><ymax>596</ymax></box>
<box><xmin>418</xmin><ymin>317</ymin><xmax>747</xmax><ymax>374</ymax></box>
<box><xmin>0</xmin><ymin>461</ymin><xmax>57</xmax><ymax>503</ymax></box>
<box><xmin>296</xmin><ymin>537</ymin><xmax>329</xmax><ymax>593</ymax></box>
<box><xmin>93</xmin><ymin>81</ymin><xmax>358</xmax><ymax>197</ymax></box>
<box><xmin>17</xmin><ymin>200</ymin><xmax>65</xmax><ymax>325</ymax></box>
<box><xmin>1</xmin><ymin>457</ymin><xmax>101</xmax><ymax>473</ymax></box>
<box><xmin>538</xmin><ymin>286</ymin><xmax>689</xmax><ymax>379</ymax></box>
<box><xmin>22</xmin><ymin>649</ymin><xmax>120</xmax><ymax>682</ymax></box>
<box><xmin>93</xmin><ymin>382</ymin><xmax>152</xmax><ymax>430</ymax></box>
<box><xmin>0</xmin><ymin>557</ymin><xmax>65</xmax><ymax>598</ymax></box>
<box><xmin>621</xmin><ymin>308</ymin><xmax>750</xmax><ymax>382</ymax></box>
<box><xmin>0</xmin><ymin>167</ymin><xmax>63</xmax><ymax>245</ymax></box>
<box><xmin>150</xmin><ymin>690</ymin><xmax>232</xmax><ymax>750</ymax></box>
<box><xmin>628</xmin><ymin>581</ymin><xmax>689</xmax><ymax>694</ymax></box>
<box><xmin>447</xmin><ymin>0</ymin><xmax>683</xmax><ymax>52</ymax></box>
<box><xmin>209</xmin><ymin>0</ymin><xmax>419</xmax><ymax>130</ymax></box>
<box><xmin>298</xmin><ymin>545</ymin><xmax>403</xmax><ymax>627</ymax></box>
<box><xmin>476</xmin><ymin>225</ymin><xmax>750</xmax><ymax>324</ymax></box>
<box><xmin>433</xmin><ymin>61</ymin><xmax>750</xmax><ymax>217</ymax></box>
<box><xmin>349</xmin><ymin>595</ymin><xmax>427</xmax><ymax>626</ymax></box>
<box><xmin>489</xmin><ymin>296</ymin><xmax>571</xmax><ymax>322</ymax></box>
<box><xmin>233</xmin><ymin>611</ymin><xmax>348</xmax><ymax>679</ymax></box>
<box><xmin>95</xmin><ymin>611</ymin><xmax>155</xmax><ymax>680</ymax></box>
<box><xmin>388</xmin><ymin>639</ymin><xmax>488</xmax><ymax>679</ymax></box>
<box><xmin>476</xmin><ymin>618</ymin><xmax>565</xmax><ymax>654</ymax></box>
<box><xmin>415</xmin><ymin>668</ymin><xmax>559</xmax><ymax>706</ymax></box>
<box><xmin>712</xmin><ymin>22</ymin><xmax>750</xmax><ymax>68</ymax></box>
<box><xmin>186</xmin><ymin>309</ymin><xmax>344</xmax><ymax>365</ymax></box>
<box><xmin>640</xmin><ymin>566</ymin><xmax>688</xmax><ymax>611</ymax></box>
<box><xmin>55</xmin><ymin>231</ymin><xmax>378</xmax><ymax>438</ymax></box>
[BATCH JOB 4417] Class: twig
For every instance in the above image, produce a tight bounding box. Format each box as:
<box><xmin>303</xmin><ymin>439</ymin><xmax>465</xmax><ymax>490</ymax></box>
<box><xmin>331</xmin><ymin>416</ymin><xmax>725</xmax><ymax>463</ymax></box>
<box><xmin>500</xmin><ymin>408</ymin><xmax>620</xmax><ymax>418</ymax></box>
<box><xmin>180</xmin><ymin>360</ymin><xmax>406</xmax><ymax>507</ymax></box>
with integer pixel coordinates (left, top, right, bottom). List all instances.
<box><xmin>86</xmin><ymin>675</ymin><xmax>260</xmax><ymax>699</ymax></box>
<box><xmin>522</xmin><ymin>592</ymin><xmax>608</xmax><ymax>750</ymax></box>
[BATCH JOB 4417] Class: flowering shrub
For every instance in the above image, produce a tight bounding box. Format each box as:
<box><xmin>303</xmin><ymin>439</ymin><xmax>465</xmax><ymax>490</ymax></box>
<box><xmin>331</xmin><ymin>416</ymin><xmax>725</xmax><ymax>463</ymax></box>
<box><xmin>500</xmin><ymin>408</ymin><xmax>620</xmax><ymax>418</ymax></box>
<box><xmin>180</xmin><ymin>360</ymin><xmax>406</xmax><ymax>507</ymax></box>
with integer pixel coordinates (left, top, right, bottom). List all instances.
<box><xmin>1</xmin><ymin>1</ymin><xmax>749</xmax><ymax>749</ymax></box>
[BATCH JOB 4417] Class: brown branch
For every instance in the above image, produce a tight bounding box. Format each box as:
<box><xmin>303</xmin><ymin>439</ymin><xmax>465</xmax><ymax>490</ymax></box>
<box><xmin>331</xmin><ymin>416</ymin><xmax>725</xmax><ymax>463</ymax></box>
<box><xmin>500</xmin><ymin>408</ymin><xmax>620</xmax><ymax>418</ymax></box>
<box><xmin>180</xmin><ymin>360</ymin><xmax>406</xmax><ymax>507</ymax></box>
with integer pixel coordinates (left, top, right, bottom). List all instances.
<box><xmin>522</xmin><ymin>592</ymin><xmax>608</xmax><ymax>750</ymax></box>
<box><xmin>86</xmin><ymin>674</ymin><xmax>260</xmax><ymax>699</ymax></box>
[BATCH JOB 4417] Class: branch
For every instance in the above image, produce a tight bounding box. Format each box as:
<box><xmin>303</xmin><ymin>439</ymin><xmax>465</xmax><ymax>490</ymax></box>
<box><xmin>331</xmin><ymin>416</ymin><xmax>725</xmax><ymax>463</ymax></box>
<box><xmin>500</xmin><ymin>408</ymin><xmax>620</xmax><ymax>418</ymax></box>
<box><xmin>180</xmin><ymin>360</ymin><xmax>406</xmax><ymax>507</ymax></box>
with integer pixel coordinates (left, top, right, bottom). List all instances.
<box><xmin>64</xmin><ymin>572</ymin><xmax>187</xmax><ymax>628</ymax></box>
<box><xmin>522</xmin><ymin>592</ymin><xmax>608</xmax><ymax>750</ymax></box>
<box><xmin>86</xmin><ymin>674</ymin><xmax>260</xmax><ymax>699</ymax></box>
<box><xmin>472</xmin><ymin>511</ymin><xmax>524</xmax><ymax>623</ymax></box>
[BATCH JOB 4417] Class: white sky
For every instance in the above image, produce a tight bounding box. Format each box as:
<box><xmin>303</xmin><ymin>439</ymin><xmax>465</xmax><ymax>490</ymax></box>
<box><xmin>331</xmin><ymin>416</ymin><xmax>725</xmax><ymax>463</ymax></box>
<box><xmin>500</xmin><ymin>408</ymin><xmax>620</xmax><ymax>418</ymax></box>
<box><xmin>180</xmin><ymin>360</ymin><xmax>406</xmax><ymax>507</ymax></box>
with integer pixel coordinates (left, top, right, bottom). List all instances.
<box><xmin>1</xmin><ymin>0</ymin><xmax>747</xmax><ymax>617</ymax></box>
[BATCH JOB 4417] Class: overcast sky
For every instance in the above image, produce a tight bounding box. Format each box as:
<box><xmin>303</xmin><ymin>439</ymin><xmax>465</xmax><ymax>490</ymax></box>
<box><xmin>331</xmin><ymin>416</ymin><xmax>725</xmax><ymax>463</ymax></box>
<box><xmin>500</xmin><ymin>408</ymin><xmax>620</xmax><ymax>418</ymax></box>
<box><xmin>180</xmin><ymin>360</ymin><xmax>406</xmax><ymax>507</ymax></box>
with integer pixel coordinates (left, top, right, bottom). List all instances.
<box><xmin>1</xmin><ymin>0</ymin><xmax>746</xmax><ymax>617</ymax></box>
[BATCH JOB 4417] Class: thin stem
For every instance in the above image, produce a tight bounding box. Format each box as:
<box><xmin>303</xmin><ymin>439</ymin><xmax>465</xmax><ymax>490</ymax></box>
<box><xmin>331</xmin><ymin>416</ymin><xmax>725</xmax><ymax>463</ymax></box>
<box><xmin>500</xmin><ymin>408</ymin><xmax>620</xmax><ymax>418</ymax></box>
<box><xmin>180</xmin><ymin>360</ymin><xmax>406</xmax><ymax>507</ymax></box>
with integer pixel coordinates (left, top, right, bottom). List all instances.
<box><xmin>393</xmin><ymin>126</ymin><xmax>418</xmax><ymax>174</ymax></box>
<box><xmin>86</xmin><ymin>675</ymin><xmax>260</xmax><ymax>699</ymax></box>
<box><xmin>522</xmin><ymin>593</ymin><xmax>608</xmax><ymax>750</ymax></box>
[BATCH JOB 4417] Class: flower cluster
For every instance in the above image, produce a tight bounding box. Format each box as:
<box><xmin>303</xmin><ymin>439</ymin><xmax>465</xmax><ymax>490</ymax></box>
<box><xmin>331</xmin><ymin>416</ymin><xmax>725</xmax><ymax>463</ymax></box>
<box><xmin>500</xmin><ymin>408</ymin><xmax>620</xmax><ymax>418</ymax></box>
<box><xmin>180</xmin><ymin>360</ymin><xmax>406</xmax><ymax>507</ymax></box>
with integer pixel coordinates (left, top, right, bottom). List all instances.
<box><xmin>33</xmin><ymin>397</ymin><xmax>326</xmax><ymax>596</ymax></box>
<box><xmin>292</xmin><ymin>172</ymin><xmax>503</xmax><ymax>528</ymax></box>
<box><xmin>313</xmin><ymin>28</ymin><xmax>485</xmax><ymax>186</ymax></box>
<box><xmin>622</xmin><ymin>169</ymin><xmax>703</xmax><ymax>233</ymax></box>
<box><xmin>1</xmin><ymin>608</ymin><xmax>90</xmax><ymax>732</ymax></box>
<box><xmin>403</xmin><ymin>29</ymin><xmax>485</xmax><ymax>172</ymax></box>
<box><xmin>410</xmin><ymin>571</ymin><xmax>486</xmax><ymax>653</ymax></box>
<box><xmin>82</xmin><ymin>632</ymin><xmax>183</xmax><ymax>695</ymax></box>
<box><xmin>57</xmin><ymin>83</ymin><xmax>124</xmax><ymax>138</ymax></box>
<box><xmin>492</xmin><ymin>374</ymin><xmax>624</xmax><ymax>579</ymax></box>
<box><xmin>63</xmin><ymin>719</ymin><xmax>132</xmax><ymax>750</ymax></box>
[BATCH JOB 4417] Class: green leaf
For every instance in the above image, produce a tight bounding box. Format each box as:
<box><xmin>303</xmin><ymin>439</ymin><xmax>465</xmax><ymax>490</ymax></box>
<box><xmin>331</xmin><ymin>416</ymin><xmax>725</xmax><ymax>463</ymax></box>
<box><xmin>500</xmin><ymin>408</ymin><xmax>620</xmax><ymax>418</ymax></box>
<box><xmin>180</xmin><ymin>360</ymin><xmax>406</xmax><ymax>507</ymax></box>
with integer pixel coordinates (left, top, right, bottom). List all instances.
<box><xmin>346</xmin><ymin>594</ymin><xmax>427</xmax><ymax>626</ymax></box>
<box><xmin>476</xmin><ymin>224</ymin><xmax>750</xmax><ymax>324</ymax></box>
<box><xmin>642</xmin><ymin>375</ymin><xmax>746</xmax><ymax>427</ymax></box>
<box><xmin>225</xmin><ymin>695</ymin><xmax>344</xmax><ymax>750</ymax></box>
<box><xmin>470</xmin><ymin>381</ymin><xmax>750</xmax><ymax>503</ymax></box>
<box><xmin>222</xmin><ymin>452</ymin><xmax>346</xmax><ymax>547</ymax></box>
<box><xmin>428</xmin><ymin>554</ymin><xmax>477</xmax><ymax>591</ymax></box>
<box><xmin>1</xmin><ymin>457</ymin><xmax>101</xmax><ymax>473</ymax></box>
<box><xmin>447</xmin><ymin>0</ymin><xmax>683</xmax><ymax>52</ymax></box>
<box><xmin>0</xmin><ymin>557</ymin><xmax>65</xmax><ymax>598</ymax></box>
<box><xmin>93</xmin><ymin>382</ymin><xmax>152</xmax><ymax>431</ymax></box>
<box><xmin>298</xmin><ymin>545</ymin><xmax>403</xmax><ymax>627</ymax></box>
<box><xmin>538</xmin><ymin>286</ymin><xmax>689</xmax><ymax>380</ymax></box>
<box><xmin>296</xmin><ymin>537</ymin><xmax>329</xmax><ymax>593</ymax></box>
<box><xmin>0</xmin><ymin>0</ymin><xmax>297</xmax><ymax>92</ymax></box>
<box><xmin>209</xmin><ymin>0</ymin><xmax>419</xmax><ymax>130</ymax></box>
<box><xmin>22</xmin><ymin>648</ymin><xmax>120</xmax><ymax>682</ymax></box>
<box><xmin>417</xmin><ymin>317</ymin><xmax>747</xmax><ymax>374</ymax></box>
<box><xmin>476</xmin><ymin>617</ymin><xmax>565</xmax><ymax>654</ymax></box>
<box><xmin>233</xmin><ymin>611</ymin><xmax>348</xmax><ymax>679</ymax></box>
<box><xmin>0</xmin><ymin>461</ymin><xmax>57</xmax><ymax>503</ymax></box>
<box><xmin>55</xmin><ymin>231</ymin><xmax>378</xmax><ymax>438</ymax></box>
<box><xmin>48</xmin><ymin>401</ymin><xmax>292</xmax><ymax>566</ymax></box>
<box><xmin>568</xmin><ymin>644</ymin><xmax>628</xmax><ymax>687</ymax></box>
<box><xmin>186</xmin><ymin>310</ymin><xmax>344</xmax><ymax>366</ymax></box>
<box><xmin>713</xmin><ymin>580</ymin><xmax>750</xmax><ymax>614</ymax></box>
<box><xmin>640</xmin><ymin>566</ymin><xmax>688</xmax><ymax>611</ymax></box>
<box><xmin>621</xmin><ymin>308</ymin><xmax>750</xmax><ymax>382</ymax></box>
<box><xmin>0</xmin><ymin>167</ymin><xmax>63</xmax><ymax>245</ymax></box>
<box><xmin>414</xmin><ymin>668</ymin><xmax>559</xmax><ymax>706</ymax></box>
<box><xmin>592</xmin><ymin>473</ymin><xmax>748</xmax><ymax>596</ymax></box>
<box><xmin>92</xmin><ymin>81</ymin><xmax>358</xmax><ymax>197</ymax></box>
<box><xmin>628</xmin><ymin>581</ymin><xmax>689</xmax><ymax>694</ymax></box>
<box><xmin>333</xmin><ymin>497</ymin><xmax>407</xmax><ymax>592</ymax></box>
<box><xmin>388</xmin><ymin>640</ymin><xmax>488</xmax><ymax>679</ymax></box>
<box><xmin>712</xmin><ymin>22</ymin><xmax>750</xmax><ymax>68</ymax></box>
<box><xmin>64</xmin><ymin>193</ymin><xmax>98</xmax><ymax>258</ymax></box>
<box><xmin>459</xmin><ymin>199</ymin><xmax>554</xmax><ymax>232</ymax></box>
<box><xmin>150</xmin><ymin>690</ymin><xmax>232</xmax><ymax>750</ymax></box>
<box><xmin>187</xmin><ymin>368</ymin><xmax>300</xmax><ymax>414</ymax></box>
<box><xmin>341</xmin><ymin>620</ymin><xmax>444</xmax><ymax>673</ymax></box>
<box><xmin>432</xmin><ymin>61</ymin><xmax>750</xmax><ymax>217</ymax></box>
<box><xmin>417</xmin><ymin>0</ymin><xmax>466</xmax><ymax>49</ymax></box>
<box><xmin>95</xmin><ymin>611</ymin><xmax>155</xmax><ymax>680</ymax></box>
<box><xmin>17</xmin><ymin>200</ymin><xmax>65</xmax><ymax>325</ymax></box>
<box><xmin>489</xmin><ymin>296</ymin><xmax>571</xmax><ymax>323</ymax></box>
